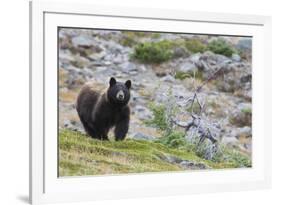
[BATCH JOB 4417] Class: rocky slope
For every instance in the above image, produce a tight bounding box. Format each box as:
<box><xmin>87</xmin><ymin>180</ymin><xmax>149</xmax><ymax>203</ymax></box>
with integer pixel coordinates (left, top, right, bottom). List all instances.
<box><xmin>58</xmin><ymin>28</ymin><xmax>252</xmax><ymax>175</ymax></box>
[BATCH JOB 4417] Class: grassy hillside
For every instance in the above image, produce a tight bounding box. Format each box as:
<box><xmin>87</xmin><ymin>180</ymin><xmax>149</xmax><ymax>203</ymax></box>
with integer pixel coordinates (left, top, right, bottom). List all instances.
<box><xmin>59</xmin><ymin>129</ymin><xmax>251</xmax><ymax>176</ymax></box>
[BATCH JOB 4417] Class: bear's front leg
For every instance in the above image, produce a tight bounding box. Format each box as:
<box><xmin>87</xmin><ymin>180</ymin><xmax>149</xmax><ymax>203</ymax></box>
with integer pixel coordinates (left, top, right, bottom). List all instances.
<box><xmin>114</xmin><ymin>116</ymin><xmax>129</xmax><ymax>141</ymax></box>
<box><xmin>101</xmin><ymin>134</ymin><xmax>109</xmax><ymax>141</ymax></box>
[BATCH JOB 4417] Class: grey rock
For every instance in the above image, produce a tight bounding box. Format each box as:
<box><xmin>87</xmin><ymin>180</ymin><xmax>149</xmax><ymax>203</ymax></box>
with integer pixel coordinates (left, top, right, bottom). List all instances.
<box><xmin>238</xmin><ymin>103</ymin><xmax>251</xmax><ymax>111</ymax></box>
<box><xmin>134</xmin><ymin>105</ymin><xmax>153</xmax><ymax>120</ymax></box>
<box><xmin>71</xmin><ymin>35</ymin><xmax>96</xmax><ymax>47</ymax></box>
<box><xmin>240</xmin><ymin>74</ymin><xmax>252</xmax><ymax>83</ymax></box>
<box><xmin>128</xmin><ymin>71</ymin><xmax>138</xmax><ymax>76</ymax></box>
<box><xmin>63</xmin><ymin>119</ymin><xmax>71</xmax><ymax>128</ymax></box>
<box><xmin>172</xmin><ymin>85</ymin><xmax>190</xmax><ymax>100</ymax></box>
<box><xmin>165</xmin><ymin>155</ymin><xmax>183</xmax><ymax>164</ymax></box>
<box><xmin>112</xmin><ymin>54</ymin><xmax>124</xmax><ymax>64</ymax></box>
<box><xmin>233</xmin><ymin>126</ymin><xmax>252</xmax><ymax>139</ymax></box>
<box><xmin>178</xmin><ymin>59</ymin><xmax>198</xmax><ymax>73</ymax></box>
<box><xmin>63</xmin><ymin>119</ymin><xmax>84</xmax><ymax>133</ymax></box>
<box><xmin>106</xmin><ymin>40</ymin><xmax>126</xmax><ymax>53</ymax></box>
<box><xmin>104</xmin><ymin>61</ymin><xmax>112</xmax><ymax>66</ymax></box>
<box><xmin>119</xmin><ymin>62</ymin><xmax>138</xmax><ymax>73</ymax></box>
<box><xmin>132</xmin><ymin>132</ymin><xmax>155</xmax><ymax>141</ymax></box>
<box><xmin>189</xmin><ymin>53</ymin><xmax>202</xmax><ymax>65</ymax></box>
<box><xmin>160</xmin><ymin>75</ymin><xmax>176</xmax><ymax>83</ymax></box>
<box><xmin>179</xmin><ymin>160</ymin><xmax>208</xmax><ymax>169</ymax></box>
<box><xmin>88</xmin><ymin>50</ymin><xmax>106</xmax><ymax>61</ymax></box>
<box><xmin>231</xmin><ymin>53</ymin><xmax>241</xmax><ymax>62</ymax></box>
<box><xmin>236</xmin><ymin>38</ymin><xmax>252</xmax><ymax>51</ymax></box>
<box><xmin>221</xmin><ymin>136</ymin><xmax>239</xmax><ymax>145</ymax></box>
<box><xmin>139</xmin><ymin>65</ymin><xmax>147</xmax><ymax>72</ymax></box>
<box><xmin>173</xmin><ymin>46</ymin><xmax>191</xmax><ymax>58</ymax></box>
<box><xmin>200</xmin><ymin>51</ymin><xmax>232</xmax><ymax>66</ymax></box>
<box><xmin>230</xmin><ymin>103</ymin><xmax>252</xmax><ymax>127</ymax></box>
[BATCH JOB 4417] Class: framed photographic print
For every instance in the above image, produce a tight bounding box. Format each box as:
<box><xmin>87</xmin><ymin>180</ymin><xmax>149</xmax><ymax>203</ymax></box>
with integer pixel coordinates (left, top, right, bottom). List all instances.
<box><xmin>29</xmin><ymin>0</ymin><xmax>272</xmax><ymax>204</ymax></box>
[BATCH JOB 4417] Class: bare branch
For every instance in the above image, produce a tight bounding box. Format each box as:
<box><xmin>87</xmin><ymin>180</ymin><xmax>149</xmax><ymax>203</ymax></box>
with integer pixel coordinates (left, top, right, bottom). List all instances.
<box><xmin>171</xmin><ymin>61</ymin><xmax>224</xmax><ymax>145</ymax></box>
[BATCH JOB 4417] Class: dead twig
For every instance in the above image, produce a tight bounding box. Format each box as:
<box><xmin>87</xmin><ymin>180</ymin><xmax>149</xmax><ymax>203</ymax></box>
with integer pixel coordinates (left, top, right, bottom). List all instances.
<box><xmin>172</xmin><ymin>61</ymin><xmax>224</xmax><ymax>145</ymax></box>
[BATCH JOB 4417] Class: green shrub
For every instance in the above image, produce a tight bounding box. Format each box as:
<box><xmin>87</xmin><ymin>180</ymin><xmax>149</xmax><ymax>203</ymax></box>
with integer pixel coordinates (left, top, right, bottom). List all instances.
<box><xmin>119</xmin><ymin>36</ymin><xmax>136</xmax><ymax>47</ymax></box>
<box><xmin>120</xmin><ymin>31</ymin><xmax>152</xmax><ymax>47</ymax></box>
<box><xmin>132</xmin><ymin>40</ymin><xmax>174</xmax><ymax>63</ymax></box>
<box><xmin>175</xmin><ymin>71</ymin><xmax>191</xmax><ymax>80</ymax></box>
<box><xmin>123</xmin><ymin>31</ymin><xmax>149</xmax><ymax>38</ymax></box>
<box><xmin>157</xmin><ymin>131</ymin><xmax>186</xmax><ymax>149</ymax></box>
<box><xmin>207</xmin><ymin>38</ymin><xmax>236</xmax><ymax>57</ymax></box>
<box><xmin>175</xmin><ymin>70</ymin><xmax>203</xmax><ymax>81</ymax></box>
<box><xmin>184</xmin><ymin>137</ymin><xmax>251</xmax><ymax>167</ymax></box>
<box><xmin>145</xmin><ymin>103</ymin><xmax>168</xmax><ymax>131</ymax></box>
<box><xmin>151</xmin><ymin>33</ymin><xmax>161</xmax><ymax>39</ymax></box>
<box><xmin>211</xmin><ymin>145</ymin><xmax>251</xmax><ymax>167</ymax></box>
<box><xmin>185</xmin><ymin>39</ymin><xmax>207</xmax><ymax>53</ymax></box>
<box><xmin>120</xmin><ymin>32</ymin><xmax>160</xmax><ymax>47</ymax></box>
<box><xmin>241</xmin><ymin>107</ymin><xmax>252</xmax><ymax>114</ymax></box>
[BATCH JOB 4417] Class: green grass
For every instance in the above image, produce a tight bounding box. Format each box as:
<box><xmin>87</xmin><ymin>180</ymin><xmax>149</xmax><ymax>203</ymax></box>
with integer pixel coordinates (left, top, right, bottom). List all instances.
<box><xmin>59</xmin><ymin>129</ymin><xmax>251</xmax><ymax>176</ymax></box>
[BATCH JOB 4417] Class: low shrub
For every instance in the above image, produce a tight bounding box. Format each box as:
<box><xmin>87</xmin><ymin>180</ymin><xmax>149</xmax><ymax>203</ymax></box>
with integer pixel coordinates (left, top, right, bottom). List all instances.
<box><xmin>132</xmin><ymin>40</ymin><xmax>174</xmax><ymax>63</ymax></box>
<box><xmin>157</xmin><ymin>131</ymin><xmax>186</xmax><ymax>149</ymax></box>
<box><xmin>175</xmin><ymin>70</ymin><xmax>203</xmax><ymax>81</ymax></box>
<box><xmin>185</xmin><ymin>39</ymin><xmax>207</xmax><ymax>53</ymax></box>
<box><xmin>207</xmin><ymin>38</ymin><xmax>237</xmax><ymax>57</ymax></box>
<box><xmin>241</xmin><ymin>107</ymin><xmax>252</xmax><ymax>114</ymax></box>
<box><xmin>145</xmin><ymin>103</ymin><xmax>168</xmax><ymax>131</ymax></box>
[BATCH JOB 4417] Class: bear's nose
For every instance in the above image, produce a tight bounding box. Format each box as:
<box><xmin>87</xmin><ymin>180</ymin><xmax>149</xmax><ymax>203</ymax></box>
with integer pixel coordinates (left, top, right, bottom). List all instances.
<box><xmin>118</xmin><ymin>95</ymin><xmax>124</xmax><ymax>100</ymax></box>
<box><xmin>116</xmin><ymin>90</ymin><xmax>125</xmax><ymax>100</ymax></box>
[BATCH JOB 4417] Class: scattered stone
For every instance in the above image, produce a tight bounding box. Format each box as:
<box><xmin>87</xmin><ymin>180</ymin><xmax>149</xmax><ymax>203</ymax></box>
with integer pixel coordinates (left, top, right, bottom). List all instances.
<box><xmin>132</xmin><ymin>132</ymin><xmax>155</xmax><ymax>141</ymax></box>
<box><xmin>63</xmin><ymin>119</ymin><xmax>84</xmax><ymax>132</ymax></box>
<box><xmin>233</xmin><ymin>126</ymin><xmax>252</xmax><ymax>139</ymax></box>
<box><xmin>179</xmin><ymin>160</ymin><xmax>208</xmax><ymax>170</ymax></box>
<box><xmin>229</xmin><ymin>103</ymin><xmax>252</xmax><ymax>127</ymax></box>
<box><xmin>133</xmin><ymin>105</ymin><xmax>153</xmax><ymax>120</ymax></box>
<box><xmin>119</xmin><ymin>62</ymin><xmax>138</xmax><ymax>73</ymax></box>
<box><xmin>160</xmin><ymin>74</ymin><xmax>175</xmax><ymax>83</ymax></box>
<box><xmin>88</xmin><ymin>50</ymin><xmax>106</xmax><ymax>61</ymax></box>
<box><xmin>221</xmin><ymin>134</ymin><xmax>239</xmax><ymax>147</ymax></box>
<box><xmin>71</xmin><ymin>35</ymin><xmax>95</xmax><ymax>47</ymax></box>
<box><xmin>164</xmin><ymin>155</ymin><xmax>183</xmax><ymax>164</ymax></box>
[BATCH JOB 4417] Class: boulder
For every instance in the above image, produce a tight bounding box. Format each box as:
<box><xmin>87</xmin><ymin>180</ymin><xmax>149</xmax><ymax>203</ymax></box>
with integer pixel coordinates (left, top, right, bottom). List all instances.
<box><xmin>177</xmin><ymin>59</ymin><xmax>198</xmax><ymax>73</ymax></box>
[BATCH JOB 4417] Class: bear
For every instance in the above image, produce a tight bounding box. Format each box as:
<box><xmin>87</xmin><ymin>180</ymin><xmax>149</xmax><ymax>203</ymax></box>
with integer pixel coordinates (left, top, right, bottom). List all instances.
<box><xmin>76</xmin><ymin>77</ymin><xmax>131</xmax><ymax>141</ymax></box>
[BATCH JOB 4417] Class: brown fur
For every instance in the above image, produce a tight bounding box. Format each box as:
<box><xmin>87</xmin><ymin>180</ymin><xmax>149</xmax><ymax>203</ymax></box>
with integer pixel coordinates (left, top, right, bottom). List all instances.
<box><xmin>76</xmin><ymin>78</ymin><xmax>131</xmax><ymax>140</ymax></box>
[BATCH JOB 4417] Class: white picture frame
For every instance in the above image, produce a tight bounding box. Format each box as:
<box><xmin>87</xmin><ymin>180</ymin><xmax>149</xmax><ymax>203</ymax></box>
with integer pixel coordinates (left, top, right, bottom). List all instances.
<box><xmin>29</xmin><ymin>0</ymin><xmax>272</xmax><ymax>204</ymax></box>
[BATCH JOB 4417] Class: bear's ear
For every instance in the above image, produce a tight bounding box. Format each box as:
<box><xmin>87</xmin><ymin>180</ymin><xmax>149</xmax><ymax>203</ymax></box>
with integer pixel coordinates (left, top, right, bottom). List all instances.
<box><xmin>109</xmin><ymin>77</ymin><xmax>116</xmax><ymax>87</ymax></box>
<box><xmin>125</xmin><ymin>80</ymin><xmax>131</xmax><ymax>89</ymax></box>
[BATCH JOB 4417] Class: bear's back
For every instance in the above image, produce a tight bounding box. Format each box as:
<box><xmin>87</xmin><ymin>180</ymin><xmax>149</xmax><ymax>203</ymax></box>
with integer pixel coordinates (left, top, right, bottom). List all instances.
<box><xmin>76</xmin><ymin>84</ymin><xmax>101</xmax><ymax>122</ymax></box>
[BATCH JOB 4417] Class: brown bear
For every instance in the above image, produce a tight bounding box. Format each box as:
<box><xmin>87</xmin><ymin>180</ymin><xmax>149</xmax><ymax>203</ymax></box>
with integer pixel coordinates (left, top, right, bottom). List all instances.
<box><xmin>76</xmin><ymin>77</ymin><xmax>131</xmax><ymax>141</ymax></box>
